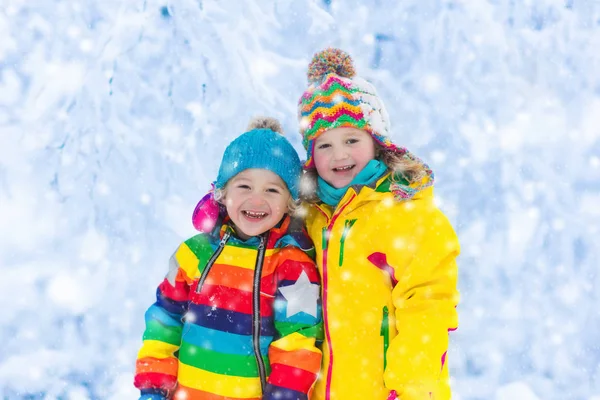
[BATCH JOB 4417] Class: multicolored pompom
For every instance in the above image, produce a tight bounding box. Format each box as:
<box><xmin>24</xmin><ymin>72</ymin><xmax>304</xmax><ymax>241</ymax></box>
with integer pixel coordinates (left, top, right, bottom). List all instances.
<box><xmin>307</xmin><ymin>48</ymin><xmax>356</xmax><ymax>83</ymax></box>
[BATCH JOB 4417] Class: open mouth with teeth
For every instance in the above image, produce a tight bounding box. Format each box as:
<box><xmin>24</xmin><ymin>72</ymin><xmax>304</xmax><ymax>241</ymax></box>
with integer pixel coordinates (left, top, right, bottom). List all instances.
<box><xmin>242</xmin><ymin>210</ymin><xmax>269</xmax><ymax>220</ymax></box>
<box><xmin>332</xmin><ymin>165</ymin><xmax>355</xmax><ymax>172</ymax></box>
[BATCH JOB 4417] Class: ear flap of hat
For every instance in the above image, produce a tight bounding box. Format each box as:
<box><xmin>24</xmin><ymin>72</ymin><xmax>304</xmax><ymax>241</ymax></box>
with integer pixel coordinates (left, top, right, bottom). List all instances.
<box><xmin>192</xmin><ymin>188</ymin><xmax>226</xmax><ymax>233</ymax></box>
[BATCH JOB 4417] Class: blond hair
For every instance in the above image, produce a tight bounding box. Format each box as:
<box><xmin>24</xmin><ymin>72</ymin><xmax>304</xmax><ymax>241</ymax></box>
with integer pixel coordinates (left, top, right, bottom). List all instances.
<box><xmin>214</xmin><ymin>185</ymin><xmax>300</xmax><ymax>216</ymax></box>
<box><xmin>300</xmin><ymin>144</ymin><xmax>427</xmax><ymax>204</ymax></box>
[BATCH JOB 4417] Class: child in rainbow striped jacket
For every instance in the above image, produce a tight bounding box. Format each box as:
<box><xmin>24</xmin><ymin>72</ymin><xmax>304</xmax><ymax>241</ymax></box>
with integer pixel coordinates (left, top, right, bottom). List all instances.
<box><xmin>134</xmin><ymin>117</ymin><xmax>323</xmax><ymax>400</ymax></box>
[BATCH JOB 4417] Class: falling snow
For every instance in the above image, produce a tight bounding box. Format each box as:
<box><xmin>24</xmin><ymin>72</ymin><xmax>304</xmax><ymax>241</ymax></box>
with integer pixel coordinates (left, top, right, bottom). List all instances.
<box><xmin>0</xmin><ymin>1</ymin><xmax>599</xmax><ymax>399</ymax></box>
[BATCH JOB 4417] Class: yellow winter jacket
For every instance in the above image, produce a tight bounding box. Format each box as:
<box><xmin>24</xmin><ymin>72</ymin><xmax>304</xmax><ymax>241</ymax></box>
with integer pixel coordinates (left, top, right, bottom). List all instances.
<box><xmin>304</xmin><ymin>172</ymin><xmax>460</xmax><ymax>400</ymax></box>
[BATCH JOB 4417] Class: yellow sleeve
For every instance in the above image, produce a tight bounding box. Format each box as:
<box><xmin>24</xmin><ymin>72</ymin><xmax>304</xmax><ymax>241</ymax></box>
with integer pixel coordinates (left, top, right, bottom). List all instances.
<box><xmin>384</xmin><ymin>203</ymin><xmax>460</xmax><ymax>400</ymax></box>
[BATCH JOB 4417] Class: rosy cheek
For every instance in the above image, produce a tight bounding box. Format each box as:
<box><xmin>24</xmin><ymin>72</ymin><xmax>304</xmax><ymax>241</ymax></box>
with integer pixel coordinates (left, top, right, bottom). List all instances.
<box><xmin>313</xmin><ymin>153</ymin><xmax>329</xmax><ymax>174</ymax></box>
<box><xmin>224</xmin><ymin>197</ymin><xmax>234</xmax><ymax>207</ymax></box>
<box><xmin>355</xmin><ymin>148</ymin><xmax>374</xmax><ymax>164</ymax></box>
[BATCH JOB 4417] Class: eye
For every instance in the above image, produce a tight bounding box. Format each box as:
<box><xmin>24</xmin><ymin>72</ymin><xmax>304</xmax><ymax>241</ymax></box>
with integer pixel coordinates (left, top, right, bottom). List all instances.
<box><xmin>267</xmin><ymin>188</ymin><xmax>281</xmax><ymax>194</ymax></box>
<box><xmin>317</xmin><ymin>143</ymin><xmax>331</xmax><ymax>150</ymax></box>
<box><xmin>237</xmin><ymin>184</ymin><xmax>251</xmax><ymax>190</ymax></box>
<box><xmin>347</xmin><ymin>138</ymin><xmax>359</xmax><ymax>144</ymax></box>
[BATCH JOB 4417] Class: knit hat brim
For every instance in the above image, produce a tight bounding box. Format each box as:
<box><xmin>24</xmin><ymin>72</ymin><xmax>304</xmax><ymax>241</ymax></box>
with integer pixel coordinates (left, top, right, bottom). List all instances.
<box><xmin>299</xmin><ymin>71</ymin><xmax>397</xmax><ymax>169</ymax></box>
<box><xmin>215</xmin><ymin>128</ymin><xmax>302</xmax><ymax>199</ymax></box>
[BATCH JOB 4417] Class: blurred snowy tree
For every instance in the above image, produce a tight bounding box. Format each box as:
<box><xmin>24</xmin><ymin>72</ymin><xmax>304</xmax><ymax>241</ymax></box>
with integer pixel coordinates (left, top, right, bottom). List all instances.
<box><xmin>0</xmin><ymin>0</ymin><xmax>598</xmax><ymax>399</ymax></box>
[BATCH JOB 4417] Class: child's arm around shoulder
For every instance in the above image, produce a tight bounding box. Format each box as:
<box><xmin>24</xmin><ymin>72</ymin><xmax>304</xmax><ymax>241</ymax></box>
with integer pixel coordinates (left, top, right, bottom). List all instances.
<box><xmin>383</xmin><ymin>198</ymin><xmax>460</xmax><ymax>400</ymax></box>
<box><xmin>134</xmin><ymin>234</ymin><xmax>210</xmax><ymax>400</ymax></box>
<box><xmin>263</xmin><ymin>244</ymin><xmax>323</xmax><ymax>400</ymax></box>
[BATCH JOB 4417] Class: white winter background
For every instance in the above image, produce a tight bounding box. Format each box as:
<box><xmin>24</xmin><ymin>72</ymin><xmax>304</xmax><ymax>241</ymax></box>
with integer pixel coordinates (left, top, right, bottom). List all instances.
<box><xmin>1</xmin><ymin>0</ymin><xmax>599</xmax><ymax>399</ymax></box>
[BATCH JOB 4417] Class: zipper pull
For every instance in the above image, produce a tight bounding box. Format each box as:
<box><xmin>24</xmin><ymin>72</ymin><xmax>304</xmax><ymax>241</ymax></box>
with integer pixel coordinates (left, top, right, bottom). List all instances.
<box><xmin>258</xmin><ymin>235</ymin><xmax>265</xmax><ymax>250</ymax></box>
<box><xmin>220</xmin><ymin>231</ymin><xmax>231</xmax><ymax>246</ymax></box>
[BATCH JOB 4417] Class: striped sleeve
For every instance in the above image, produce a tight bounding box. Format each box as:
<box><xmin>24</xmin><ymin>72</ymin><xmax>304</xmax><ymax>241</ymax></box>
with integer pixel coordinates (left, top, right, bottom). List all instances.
<box><xmin>264</xmin><ymin>248</ymin><xmax>323</xmax><ymax>400</ymax></box>
<box><xmin>134</xmin><ymin>235</ymin><xmax>210</xmax><ymax>395</ymax></box>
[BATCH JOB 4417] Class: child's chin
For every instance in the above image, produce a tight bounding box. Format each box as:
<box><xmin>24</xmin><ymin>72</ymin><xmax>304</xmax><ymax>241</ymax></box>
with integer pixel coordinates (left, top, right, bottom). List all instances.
<box><xmin>331</xmin><ymin>178</ymin><xmax>353</xmax><ymax>189</ymax></box>
<box><xmin>237</xmin><ymin>223</ymin><xmax>269</xmax><ymax>238</ymax></box>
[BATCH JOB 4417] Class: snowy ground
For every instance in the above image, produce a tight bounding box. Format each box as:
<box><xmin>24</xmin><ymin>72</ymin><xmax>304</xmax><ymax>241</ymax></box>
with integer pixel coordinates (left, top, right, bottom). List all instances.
<box><xmin>1</xmin><ymin>1</ymin><xmax>599</xmax><ymax>399</ymax></box>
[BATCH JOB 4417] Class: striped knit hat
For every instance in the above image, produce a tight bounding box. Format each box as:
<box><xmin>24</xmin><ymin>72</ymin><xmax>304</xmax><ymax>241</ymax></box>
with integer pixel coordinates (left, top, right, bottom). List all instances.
<box><xmin>298</xmin><ymin>48</ymin><xmax>399</xmax><ymax>168</ymax></box>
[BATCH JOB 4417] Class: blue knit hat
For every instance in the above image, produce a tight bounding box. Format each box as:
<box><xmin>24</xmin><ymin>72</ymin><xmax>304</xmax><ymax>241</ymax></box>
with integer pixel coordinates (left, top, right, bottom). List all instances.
<box><xmin>215</xmin><ymin>117</ymin><xmax>301</xmax><ymax>200</ymax></box>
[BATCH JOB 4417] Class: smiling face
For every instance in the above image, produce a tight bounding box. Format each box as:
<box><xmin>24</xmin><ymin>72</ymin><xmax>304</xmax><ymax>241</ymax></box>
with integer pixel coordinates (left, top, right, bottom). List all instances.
<box><xmin>313</xmin><ymin>127</ymin><xmax>377</xmax><ymax>189</ymax></box>
<box><xmin>223</xmin><ymin>169</ymin><xmax>291</xmax><ymax>240</ymax></box>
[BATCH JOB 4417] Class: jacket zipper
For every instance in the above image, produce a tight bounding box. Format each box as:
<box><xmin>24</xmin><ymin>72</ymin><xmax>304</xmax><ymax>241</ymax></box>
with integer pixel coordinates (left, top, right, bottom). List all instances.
<box><xmin>195</xmin><ymin>231</ymin><xmax>231</xmax><ymax>294</ymax></box>
<box><xmin>252</xmin><ymin>233</ymin><xmax>268</xmax><ymax>392</ymax></box>
<box><xmin>321</xmin><ymin>195</ymin><xmax>356</xmax><ymax>400</ymax></box>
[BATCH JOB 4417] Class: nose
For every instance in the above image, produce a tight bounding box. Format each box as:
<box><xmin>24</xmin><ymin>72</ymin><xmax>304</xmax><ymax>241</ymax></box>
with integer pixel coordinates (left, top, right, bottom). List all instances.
<box><xmin>247</xmin><ymin>192</ymin><xmax>266</xmax><ymax>206</ymax></box>
<box><xmin>332</xmin><ymin>145</ymin><xmax>348</xmax><ymax>161</ymax></box>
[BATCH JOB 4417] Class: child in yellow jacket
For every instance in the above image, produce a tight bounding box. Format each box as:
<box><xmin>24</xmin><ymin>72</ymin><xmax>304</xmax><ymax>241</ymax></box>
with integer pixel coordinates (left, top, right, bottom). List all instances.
<box><xmin>297</xmin><ymin>48</ymin><xmax>460</xmax><ymax>400</ymax></box>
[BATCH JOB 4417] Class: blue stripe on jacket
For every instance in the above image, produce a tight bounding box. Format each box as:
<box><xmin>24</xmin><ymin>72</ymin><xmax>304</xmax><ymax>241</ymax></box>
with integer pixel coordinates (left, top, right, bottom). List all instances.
<box><xmin>186</xmin><ymin>303</ymin><xmax>276</xmax><ymax>336</ymax></box>
<box><xmin>181</xmin><ymin>322</ymin><xmax>273</xmax><ymax>355</ymax></box>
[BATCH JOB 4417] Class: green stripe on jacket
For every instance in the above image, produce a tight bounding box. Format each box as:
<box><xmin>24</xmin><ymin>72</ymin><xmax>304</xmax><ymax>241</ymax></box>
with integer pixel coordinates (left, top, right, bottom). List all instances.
<box><xmin>143</xmin><ymin>319</ymin><xmax>183</xmax><ymax>346</ymax></box>
<box><xmin>179</xmin><ymin>341</ymin><xmax>271</xmax><ymax>377</ymax></box>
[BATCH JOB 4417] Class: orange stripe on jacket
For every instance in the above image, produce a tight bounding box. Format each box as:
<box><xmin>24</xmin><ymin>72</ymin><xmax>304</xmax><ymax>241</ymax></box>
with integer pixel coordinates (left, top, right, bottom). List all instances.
<box><xmin>268</xmin><ymin>346</ymin><xmax>321</xmax><ymax>373</ymax></box>
<box><xmin>202</xmin><ymin>263</ymin><xmax>268</xmax><ymax>291</ymax></box>
<box><xmin>136</xmin><ymin>356</ymin><xmax>178</xmax><ymax>376</ymax></box>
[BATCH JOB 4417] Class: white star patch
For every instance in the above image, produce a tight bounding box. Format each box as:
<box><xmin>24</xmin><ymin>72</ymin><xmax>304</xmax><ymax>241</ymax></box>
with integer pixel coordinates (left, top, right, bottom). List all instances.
<box><xmin>278</xmin><ymin>271</ymin><xmax>320</xmax><ymax>318</ymax></box>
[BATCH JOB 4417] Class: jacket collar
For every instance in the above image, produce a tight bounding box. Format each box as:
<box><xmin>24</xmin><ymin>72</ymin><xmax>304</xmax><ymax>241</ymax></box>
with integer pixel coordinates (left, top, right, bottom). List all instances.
<box><xmin>216</xmin><ymin>215</ymin><xmax>312</xmax><ymax>252</ymax></box>
<box><xmin>312</xmin><ymin>165</ymin><xmax>435</xmax><ymax>220</ymax></box>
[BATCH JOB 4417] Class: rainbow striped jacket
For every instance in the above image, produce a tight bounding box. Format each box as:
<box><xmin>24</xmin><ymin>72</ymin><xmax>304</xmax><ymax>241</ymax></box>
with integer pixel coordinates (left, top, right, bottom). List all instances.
<box><xmin>135</xmin><ymin>216</ymin><xmax>323</xmax><ymax>400</ymax></box>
